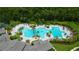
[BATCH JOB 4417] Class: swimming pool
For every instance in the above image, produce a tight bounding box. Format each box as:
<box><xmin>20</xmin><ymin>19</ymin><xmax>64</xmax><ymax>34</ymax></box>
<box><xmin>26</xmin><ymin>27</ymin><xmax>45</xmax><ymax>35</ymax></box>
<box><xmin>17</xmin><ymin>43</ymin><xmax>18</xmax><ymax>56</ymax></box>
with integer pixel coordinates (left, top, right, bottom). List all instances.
<box><xmin>22</xmin><ymin>26</ymin><xmax>64</xmax><ymax>40</ymax></box>
<box><xmin>50</xmin><ymin>27</ymin><xmax>63</xmax><ymax>39</ymax></box>
<box><xmin>22</xmin><ymin>28</ymin><xmax>34</xmax><ymax>38</ymax></box>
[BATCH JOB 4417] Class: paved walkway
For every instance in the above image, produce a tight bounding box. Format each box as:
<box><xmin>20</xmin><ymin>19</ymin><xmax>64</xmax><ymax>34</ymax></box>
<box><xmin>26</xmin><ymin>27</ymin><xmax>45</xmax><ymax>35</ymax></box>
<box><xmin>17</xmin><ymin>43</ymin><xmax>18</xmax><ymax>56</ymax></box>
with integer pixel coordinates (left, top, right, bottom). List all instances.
<box><xmin>71</xmin><ymin>47</ymin><xmax>79</xmax><ymax>51</ymax></box>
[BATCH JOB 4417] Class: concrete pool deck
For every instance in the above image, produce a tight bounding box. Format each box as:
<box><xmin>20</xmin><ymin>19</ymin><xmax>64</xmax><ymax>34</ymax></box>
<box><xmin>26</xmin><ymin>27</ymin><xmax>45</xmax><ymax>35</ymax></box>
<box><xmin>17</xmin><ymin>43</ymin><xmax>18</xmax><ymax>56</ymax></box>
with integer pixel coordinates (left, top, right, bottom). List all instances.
<box><xmin>11</xmin><ymin>24</ymin><xmax>72</xmax><ymax>43</ymax></box>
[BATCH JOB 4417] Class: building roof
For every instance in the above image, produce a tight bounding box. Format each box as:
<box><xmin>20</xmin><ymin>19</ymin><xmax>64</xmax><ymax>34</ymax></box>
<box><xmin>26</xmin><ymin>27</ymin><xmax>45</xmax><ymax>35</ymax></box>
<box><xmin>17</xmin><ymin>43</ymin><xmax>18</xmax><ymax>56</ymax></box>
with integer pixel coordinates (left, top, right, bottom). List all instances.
<box><xmin>0</xmin><ymin>28</ymin><xmax>5</xmax><ymax>34</ymax></box>
<box><xmin>0</xmin><ymin>40</ymin><xmax>17</xmax><ymax>51</ymax></box>
<box><xmin>0</xmin><ymin>40</ymin><xmax>53</xmax><ymax>51</ymax></box>
<box><xmin>24</xmin><ymin>40</ymin><xmax>53</xmax><ymax>51</ymax></box>
<box><xmin>6</xmin><ymin>41</ymin><xmax>26</xmax><ymax>51</ymax></box>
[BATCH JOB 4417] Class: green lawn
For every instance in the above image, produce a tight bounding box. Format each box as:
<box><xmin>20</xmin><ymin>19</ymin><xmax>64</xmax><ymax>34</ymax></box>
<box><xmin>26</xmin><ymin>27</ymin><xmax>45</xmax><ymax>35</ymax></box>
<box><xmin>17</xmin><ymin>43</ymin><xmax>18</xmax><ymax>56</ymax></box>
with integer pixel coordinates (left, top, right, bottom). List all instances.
<box><xmin>50</xmin><ymin>41</ymin><xmax>79</xmax><ymax>51</ymax></box>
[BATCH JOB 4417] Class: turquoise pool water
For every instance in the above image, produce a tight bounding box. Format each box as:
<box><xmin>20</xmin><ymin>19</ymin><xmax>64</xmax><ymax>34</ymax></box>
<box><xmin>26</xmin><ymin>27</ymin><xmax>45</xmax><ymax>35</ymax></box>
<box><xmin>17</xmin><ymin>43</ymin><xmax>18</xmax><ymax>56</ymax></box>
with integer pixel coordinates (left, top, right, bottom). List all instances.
<box><xmin>51</xmin><ymin>27</ymin><xmax>63</xmax><ymax>39</ymax></box>
<box><xmin>22</xmin><ymin>26</ymin><xmax>64</xmax><ymax>40</ymax></box>
<box><xmin>22</xmin><ymin>28</ymin><xmax>34</xmax><ymax>38</ymax></box>
<box><xmin>35</xmin><ymin>28</ymin><xmax>49</xmax><ymax>39</ymax></box>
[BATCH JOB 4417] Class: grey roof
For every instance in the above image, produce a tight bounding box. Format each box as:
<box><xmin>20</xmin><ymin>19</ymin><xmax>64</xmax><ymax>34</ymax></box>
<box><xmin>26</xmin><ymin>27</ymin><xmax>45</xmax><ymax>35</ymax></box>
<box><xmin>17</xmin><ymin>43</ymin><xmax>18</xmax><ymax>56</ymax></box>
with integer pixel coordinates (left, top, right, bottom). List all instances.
<box><xmin>0</xmin><ymin>28</ymin><xmax>5</xmax><ymax>34</ymax></box>
<box><xmin>0</xmin><ymin>35</ymin><xmax>7</xmax><ymax>42</ymax></box>
<box><xmin>23</xmin><ymin>45</ymin><xmax>33</xmax><ymax>51</ymax></box>
<box><xmin>4</xmin><ymin>41</ymin><xmax>26</xmax><ymax>51</ymax></box>
<box><xmin>3</xmin><ymin>33</ymin><xmax>10</xmax><ymax>40</ymax></box>
<box><xmin>0</xmin><ymin>40</ymin><xmax>17</xmax><ymax>51</ymax></box>
<box><xmin>0</xmin><ymin>40</ymin><xmax>26</xmax><ymax>51</ymax></box>
<box><xmin>0</xmin><ymin>34</ymin><xmax>10</xmax><ymax>42</ymax></box>
<box><xmin>0</xmin><ymin>40</ymin><xmax>53</xmax><ymax>51</ymax></box>
<box><xmin>23</xmin><ymin>40</ymin><xmax>53</xmax><ymax>51</ymax></box>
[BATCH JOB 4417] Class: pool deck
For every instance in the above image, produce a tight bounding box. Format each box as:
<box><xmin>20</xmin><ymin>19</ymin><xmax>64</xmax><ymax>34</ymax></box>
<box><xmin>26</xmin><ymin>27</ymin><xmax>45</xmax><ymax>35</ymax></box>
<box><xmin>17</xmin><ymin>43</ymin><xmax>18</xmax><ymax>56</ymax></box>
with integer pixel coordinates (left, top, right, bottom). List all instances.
<box><xmin>0</xmin><ymin>28</ymin><xmax>53</xmax><ymax>51</ymax></box>
<box><xmin>11</xmin><ymin>24</ymin><xmax>72</xmax><ymax>41</ymax></box>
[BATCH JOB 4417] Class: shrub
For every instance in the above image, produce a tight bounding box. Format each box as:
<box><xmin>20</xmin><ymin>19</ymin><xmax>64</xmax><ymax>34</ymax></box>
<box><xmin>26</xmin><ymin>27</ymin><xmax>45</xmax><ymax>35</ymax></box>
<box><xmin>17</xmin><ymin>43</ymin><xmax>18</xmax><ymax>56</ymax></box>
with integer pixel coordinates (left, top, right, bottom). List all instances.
<box><xmin>63</xmin><ymin>38</ymin><xmax>75</xmax><ymax>44</ymax></box>
<box><xmin>16</xmin><ymin>32</ymin><xmax>22</xmax><ymax>35</ymax></box>
<box><xmin>46</xmin><ymin>32</ymin><xmax>51</xmax><ymax>37</ymax></box>
<box><xmin>50</xmin><ymin>37</ymin><xmax>77</xmax><ymax>44</ymax></box>
<box><xmin>48</xmin><ymin>48</ymin><xmax>55</xmax><ymax>51</ymax></box>
<box><xmin>75</xmin><ymin>34</ymin><xmax>79</xmax><ymax>41</ymax></box>
<box><xmin>26</xmin><ymin>40</ymin><xmax>30</xmax><ymax>43</ymax></box>
<box><xmin>46</xmin><ymin>25</ymin><xmax>49</xmax><ymax>28</ymax></box>
<box><xmin>50</xmin><ymin>39</ymin><xmax>63</xmax><ymax>43</ymax></box>
<box><xmin>0</xmin><ymin>23</ymin><xmax>7</xmax><ymax>28</ymax></box>
<box><xmin>10</xmin><ymin>34</ymin><xmax>20</xmax><ymax>40</ymax></box>
<box><xmin>31</xmin><ymin>43</ymin><xmax>34</xmax><ymax>46</ymax></box>
<box><xmin>10</xmin><ymin>36</ymin><xmax>17</xmax><ymax>40</ymax></box>
<box><xmin>7</xmin><ymin>30</ymin><xmax>12</xmax><ymax>35</ymax></box>
<box><xmin>29</xmin><ymin>21</ymin><xmax>37</xmax><ymax>24</ymax></box>
<box><xmin>6</xmin><ymin>26</ymin><xmax>12</xmax><ymax>31</ymax></box>
<box><xmin>18</xmin><ymin>27</ymin><xmax>24</xmax><ymax>32</ymax></box>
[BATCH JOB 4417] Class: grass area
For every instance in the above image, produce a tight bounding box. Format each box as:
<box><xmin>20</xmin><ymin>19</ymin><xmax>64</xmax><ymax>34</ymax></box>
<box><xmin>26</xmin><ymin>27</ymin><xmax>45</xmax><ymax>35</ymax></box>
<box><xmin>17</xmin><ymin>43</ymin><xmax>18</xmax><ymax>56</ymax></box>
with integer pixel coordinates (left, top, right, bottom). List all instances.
<box><xmin>50</xmin><ymin>41</ymin><xmax>79</xmax><ymax>51</ymax></box>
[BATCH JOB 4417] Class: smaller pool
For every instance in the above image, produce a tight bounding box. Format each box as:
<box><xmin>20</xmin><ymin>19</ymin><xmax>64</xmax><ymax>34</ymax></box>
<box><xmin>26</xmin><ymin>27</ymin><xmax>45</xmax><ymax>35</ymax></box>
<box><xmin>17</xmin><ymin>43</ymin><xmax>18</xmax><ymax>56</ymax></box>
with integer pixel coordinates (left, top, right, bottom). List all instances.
<box><xmin>22</xmin><ymin>28</ymin><xmax>34</xmax><ymax>38</ymax></box>
<box><xmin>50</xmin><ymin>27</ymin><xmax>63</xmax><ymax>39</ymax></box>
